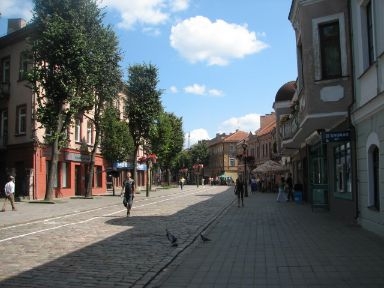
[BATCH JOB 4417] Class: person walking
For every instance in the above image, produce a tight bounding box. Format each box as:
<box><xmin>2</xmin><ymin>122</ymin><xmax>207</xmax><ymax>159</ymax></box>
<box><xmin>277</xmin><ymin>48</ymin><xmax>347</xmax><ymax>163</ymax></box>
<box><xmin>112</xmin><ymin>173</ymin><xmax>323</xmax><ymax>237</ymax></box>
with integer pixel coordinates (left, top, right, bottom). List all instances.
<box><xmin>276</xmin><ymin>176</ymin><xmax>287</xmax><ymax>202</ymax></box>
<box><xmin>1</xmin><ymin>176</ymin><xmax>17</xmax><ymax>212</ymax></box>
<box><xmin>286</xmin><ymin>173</ymin><xmax>294</xmax><ymax>202</ymax></box>
<box><xmin>235</xmin><ymin>177</ymin><xmax>245</xmax><ymax>207</ymax></box>
<box><xmin>179</xmin><ymin>177</ymin><xmax>185</xmax><ymax>190</ymax></box>
<box><xmin>122</xmin><ymin>172</ymin><xmax>135</xmax><ymax>217</ymax></box>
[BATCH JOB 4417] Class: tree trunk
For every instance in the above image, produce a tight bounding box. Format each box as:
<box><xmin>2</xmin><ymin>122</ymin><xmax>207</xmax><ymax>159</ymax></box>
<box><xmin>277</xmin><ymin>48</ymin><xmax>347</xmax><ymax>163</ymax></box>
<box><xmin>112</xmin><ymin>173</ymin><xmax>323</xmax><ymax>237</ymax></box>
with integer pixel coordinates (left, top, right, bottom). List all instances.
<box><xmin>85</xmin><ymin>156</ymin><xmax>95</xmax><ymax>198</ymax></box>
<box><xmin>85</xmin><ymin>129</ymin><xmax>99</xmax><ymax>198</ymax></box>
<box><xmin>133</xmin><ymin>145</ymin><xmax>139</xmax><ymax>191</ymax></box>
<box><xmin>45</xmin><ymin>135</ymin><xmax>59</xmax><ymax>201</ymax></box>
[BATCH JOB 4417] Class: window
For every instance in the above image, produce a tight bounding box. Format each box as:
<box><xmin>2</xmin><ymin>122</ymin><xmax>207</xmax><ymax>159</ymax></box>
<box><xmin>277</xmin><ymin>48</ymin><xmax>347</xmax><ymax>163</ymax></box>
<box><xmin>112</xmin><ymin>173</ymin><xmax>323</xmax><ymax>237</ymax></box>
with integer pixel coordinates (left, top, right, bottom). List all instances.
<box><xmin>75</xmin><ymin>119</ymin><xmax>81</xmax><ymax>142</ymax></box>
<box><xmin>368</xmin><ymin>145</ymin><xmax>380</xmax><ymax>210</ymax></box>
<box><xmin>87</xmin><ymin>122</ymin><xmax>93</xmax><ymax>144</ymax></box>
<box><xmin>229</xmin><ymin>144</ymin><xmax>236</xmax><ymax>154</ymax></box>
<box><xmin>16</xmin><ymin>105</ymin><xmax>27</xmax><ymax>135</ymax></box>
<box><xmin>319</xmin><ymin>21</ymin><xmax>341</xmax><ymax>79</ymax></box>
<box><xmin>0</xmin><ymin>110</ymin><xmax>8</xmax><ymax>146</ymax></box>
<box><xmin>61</xmin><ymin>162</ymin><xmax>69</xmax><ymax>188</ymax></box>
<box><xmin>95</xmin><ymin>166</ymin><xmax>102</xmax><ymax>187</ymax></box>
<box><xmin>1</xmin><ymin>57</ymin><xmax>10</xmax><ymax>95</ymax></box>
<box><xmin>1</xmin><ymin>57</ymin><xmax>10</xmax><ymax>83</ymax></box>
<box><xmin>313</xmin><ymin>13</ymin><xmax>347</xmax><ymax>81</ymax></box>
<box><xmin>297</xmin><ymin>39</ymin><xmax>304</xmax><ymax>91</ymax></box>
<box><xmin>229</xmin><ymin>157</ymin><xmax>235</xmax><ymax>167</ymax></box>
<box><xmin>365</xmin><ymin>1</ymin><xmax>374</xmax><ymax>65</ymax></box>
<box><xmin>19</xmin><ymin>52</ymin><xmax>29</xmax><ymax>81</ymax></box>
<box><xmin>334</xmin><ymin>142</ymin><xmax>352</xmax><ymax>199</ymax></box>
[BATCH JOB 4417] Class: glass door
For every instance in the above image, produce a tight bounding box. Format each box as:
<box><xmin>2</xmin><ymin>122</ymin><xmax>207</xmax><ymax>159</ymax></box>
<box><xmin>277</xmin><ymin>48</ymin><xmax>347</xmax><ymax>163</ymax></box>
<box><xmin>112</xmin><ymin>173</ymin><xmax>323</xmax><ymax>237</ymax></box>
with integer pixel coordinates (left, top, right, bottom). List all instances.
<box><xmin>309</xmin><ymin>143</ymin><xmax>329</xmax><ymax>210</ymax></box>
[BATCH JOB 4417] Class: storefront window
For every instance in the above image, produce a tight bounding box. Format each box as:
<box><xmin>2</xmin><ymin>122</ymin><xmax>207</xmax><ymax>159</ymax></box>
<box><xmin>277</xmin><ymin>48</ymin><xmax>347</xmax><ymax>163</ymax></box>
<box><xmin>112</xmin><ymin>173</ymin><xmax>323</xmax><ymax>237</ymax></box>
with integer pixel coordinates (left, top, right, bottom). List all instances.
<box><xmin>334</xmin><ymin>142</ymin><xmax>352</xmax><ymax>199</ymax></box>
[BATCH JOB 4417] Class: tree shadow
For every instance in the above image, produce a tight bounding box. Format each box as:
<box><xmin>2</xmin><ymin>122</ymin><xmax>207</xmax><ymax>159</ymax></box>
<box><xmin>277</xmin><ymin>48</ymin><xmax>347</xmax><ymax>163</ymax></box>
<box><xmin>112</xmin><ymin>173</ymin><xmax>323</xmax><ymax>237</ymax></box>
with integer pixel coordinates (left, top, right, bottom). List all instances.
<box><xmin>0</xmin><ymin>188</ymin><xmax>234</xmax><ymax>287</ymax></box>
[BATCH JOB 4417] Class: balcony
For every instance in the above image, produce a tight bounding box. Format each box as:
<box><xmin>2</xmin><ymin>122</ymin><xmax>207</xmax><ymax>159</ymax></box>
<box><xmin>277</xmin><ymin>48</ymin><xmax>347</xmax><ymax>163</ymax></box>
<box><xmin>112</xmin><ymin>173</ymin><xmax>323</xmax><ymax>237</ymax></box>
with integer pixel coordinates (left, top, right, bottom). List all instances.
<box><xmin>280</xmin><ymin>111</ymin><xmax>300</xmax><ymax>141</ymax></box>
<box><xmin>281</xmin><ymin>107</ymin><xmax>348</xmax><ymax>152</ymax></box>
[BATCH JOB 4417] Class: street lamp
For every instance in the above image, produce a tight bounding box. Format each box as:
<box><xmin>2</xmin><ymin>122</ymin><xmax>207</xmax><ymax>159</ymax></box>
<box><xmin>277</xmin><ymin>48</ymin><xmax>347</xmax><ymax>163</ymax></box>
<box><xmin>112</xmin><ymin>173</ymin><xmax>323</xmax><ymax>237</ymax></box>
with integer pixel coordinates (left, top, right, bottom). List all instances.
<box><xmin>242</xmin><ymin>140</ymin><xmax>248</xmax><ymax>197</ymax></box>
<box><xmin>193</xmin><ymin>158</ymin><xmax>203</xmax><ymax>188</ymax></box>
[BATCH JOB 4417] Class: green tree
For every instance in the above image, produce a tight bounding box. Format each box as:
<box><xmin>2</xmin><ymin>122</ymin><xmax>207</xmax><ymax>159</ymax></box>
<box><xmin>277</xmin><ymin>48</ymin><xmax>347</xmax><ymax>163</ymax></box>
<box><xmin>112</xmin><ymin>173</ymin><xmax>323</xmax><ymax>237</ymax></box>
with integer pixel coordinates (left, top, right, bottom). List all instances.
<box><xmin>189</xmin><ymin>141</ymin><xmax>209</xmax><ymax>186</ymax></box>
<box><xmin>29</xmin><ymin>0</ymin><xmax>106</xmax><ymax>200</ymax></box>
<box><xmin>190</xmin><ymin>141</ymin><xmax>209</xmax><ymax>165</ymax></box>
<box><xmin>173</xmin><ymin>149</ymin><xmax>192</xmax><ymax>181</ymax></box>
<box><xmin>150</xmin><ymin>111</ymin><xmax>184</xmax><ymax>185</ymax></box>
<box><xmin>125</xmin><ymin>63</ymin><xmax>162</xmax><ymax>184</ymax></box>
<box><xmin>100</xmin><ymin>106</ymin><xmax>134</xmax><ymax>164</ymax></box>
<box><xmin>100</xmin><ymin>106</ymin><xmax>134</xmax><ymax>195</ymax></box>
<box><xmin>84</xmin><ymin>25</ymin><xmax>123</xmax><ymax>198</ymax></box>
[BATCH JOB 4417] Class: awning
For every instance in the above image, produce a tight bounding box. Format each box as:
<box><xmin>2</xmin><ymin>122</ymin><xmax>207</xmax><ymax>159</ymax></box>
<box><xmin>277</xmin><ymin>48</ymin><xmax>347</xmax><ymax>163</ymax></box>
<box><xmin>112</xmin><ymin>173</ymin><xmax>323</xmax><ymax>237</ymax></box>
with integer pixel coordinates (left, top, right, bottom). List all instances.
<box><xmin>252</xmin><ymin>160</ymin><xmax>289</xmax><ymax>174</ymax></box>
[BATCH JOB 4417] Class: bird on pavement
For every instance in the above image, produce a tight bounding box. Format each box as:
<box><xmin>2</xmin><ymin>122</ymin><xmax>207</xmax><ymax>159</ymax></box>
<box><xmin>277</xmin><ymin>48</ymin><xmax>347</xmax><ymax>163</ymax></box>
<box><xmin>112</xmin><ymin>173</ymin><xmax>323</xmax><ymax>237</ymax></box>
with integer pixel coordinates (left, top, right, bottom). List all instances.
<box><xmin>200</xmin><ymin>233</ymin><xmax>211</xmax><ymax>242</ymax></box>
<box><xmin>166</xmin><ymin>228</ymin><xmax>178</xmax><ymax>247</ymax></box>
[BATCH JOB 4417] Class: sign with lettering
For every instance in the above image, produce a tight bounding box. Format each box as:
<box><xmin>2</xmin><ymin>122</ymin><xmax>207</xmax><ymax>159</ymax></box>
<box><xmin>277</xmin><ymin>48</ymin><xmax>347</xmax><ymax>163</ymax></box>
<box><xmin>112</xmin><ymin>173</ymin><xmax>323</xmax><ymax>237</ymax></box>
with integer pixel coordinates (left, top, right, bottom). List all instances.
<box><xmin>322</xmin><ymin>131</ymin><xmax>351</xmax><ymax>143</ymax></box>
<box><xmin>114</xmin><ymin>161</ymin><xmax>147</xmax><ymax>170</ymax></box>
<box><xmin>65</xmin><ymin>152</ymin><xmax>91</xmax><ymax>162</ymax></box>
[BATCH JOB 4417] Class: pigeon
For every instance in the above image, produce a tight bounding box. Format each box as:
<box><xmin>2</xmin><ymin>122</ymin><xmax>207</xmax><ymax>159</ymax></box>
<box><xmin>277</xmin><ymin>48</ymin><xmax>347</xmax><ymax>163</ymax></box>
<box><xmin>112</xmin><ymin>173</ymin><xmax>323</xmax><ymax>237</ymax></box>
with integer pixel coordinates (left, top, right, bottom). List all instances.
<box><xmin>166</xmin><ymin>229</ymin><xmax>178</xmax><ymax>247</ymax></box>
<box><xmin>200</xmin><ymin>233</ymin><xmax>211</xmax><ymax>242</ymax></box>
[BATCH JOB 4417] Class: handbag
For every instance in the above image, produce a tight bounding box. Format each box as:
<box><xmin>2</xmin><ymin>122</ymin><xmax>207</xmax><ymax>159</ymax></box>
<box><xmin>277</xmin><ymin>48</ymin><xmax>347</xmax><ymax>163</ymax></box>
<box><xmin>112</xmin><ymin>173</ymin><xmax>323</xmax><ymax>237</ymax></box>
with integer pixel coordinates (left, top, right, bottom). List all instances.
<box><xmin>123</xmin><ymin>197</ymin><xmax>127</xmax><ymax>207</ymax></box>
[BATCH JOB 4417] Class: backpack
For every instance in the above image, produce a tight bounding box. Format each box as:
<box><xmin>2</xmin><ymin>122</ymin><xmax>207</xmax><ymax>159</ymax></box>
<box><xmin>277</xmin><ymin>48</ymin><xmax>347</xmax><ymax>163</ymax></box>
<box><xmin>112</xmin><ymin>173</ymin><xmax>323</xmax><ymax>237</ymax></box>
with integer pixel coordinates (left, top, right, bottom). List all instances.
<box><xmin>124</xmin><ymin>180</ymin><xmax>133</xmax><ymax>196</ymax></box>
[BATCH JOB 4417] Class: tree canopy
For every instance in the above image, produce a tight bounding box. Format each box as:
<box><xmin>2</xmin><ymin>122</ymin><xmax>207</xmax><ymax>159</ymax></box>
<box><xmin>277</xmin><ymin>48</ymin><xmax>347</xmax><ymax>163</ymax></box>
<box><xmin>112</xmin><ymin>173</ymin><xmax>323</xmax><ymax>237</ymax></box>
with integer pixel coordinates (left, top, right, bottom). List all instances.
<box><xmin>125</xmin><ymin>63</ymin><xmax>163</xmax><ymax>181</ymax></box>
<box><xmin>29</xmin><ymin>0</ymin><xmax>116</xmax><ymax>200</ymax></box>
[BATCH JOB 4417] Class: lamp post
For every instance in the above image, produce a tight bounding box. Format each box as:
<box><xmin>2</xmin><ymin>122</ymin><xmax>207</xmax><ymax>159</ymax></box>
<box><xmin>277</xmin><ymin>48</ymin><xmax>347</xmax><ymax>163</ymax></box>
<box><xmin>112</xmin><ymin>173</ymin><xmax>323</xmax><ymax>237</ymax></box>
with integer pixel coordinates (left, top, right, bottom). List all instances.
<box><xmin>193</xmin><ymin>158</ymin><xmax>203</xmax><ymax>188</ymax></box>
<box><xmin>242</xmin><ymin>140</ymin><xmax>248</xmax><ymax>197</ymax></box>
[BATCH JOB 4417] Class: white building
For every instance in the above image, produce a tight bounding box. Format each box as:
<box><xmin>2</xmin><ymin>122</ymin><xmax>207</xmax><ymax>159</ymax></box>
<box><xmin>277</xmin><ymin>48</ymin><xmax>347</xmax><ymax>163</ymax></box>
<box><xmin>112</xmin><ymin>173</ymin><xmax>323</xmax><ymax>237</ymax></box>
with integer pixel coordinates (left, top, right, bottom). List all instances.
<box><xmin>350</xmin><ymin>0</ymin><xmax>384</xmax><ymax>236</ymax></box>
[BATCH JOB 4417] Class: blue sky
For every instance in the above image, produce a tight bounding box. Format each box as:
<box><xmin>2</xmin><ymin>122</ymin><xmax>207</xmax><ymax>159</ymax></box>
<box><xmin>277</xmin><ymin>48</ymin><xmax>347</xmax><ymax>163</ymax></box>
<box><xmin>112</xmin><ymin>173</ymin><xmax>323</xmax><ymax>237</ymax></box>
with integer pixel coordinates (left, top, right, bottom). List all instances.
<box><xmin>0</xmin><ymin>0</ymin><xmax>297</xmax><ymax>148</ymax></box>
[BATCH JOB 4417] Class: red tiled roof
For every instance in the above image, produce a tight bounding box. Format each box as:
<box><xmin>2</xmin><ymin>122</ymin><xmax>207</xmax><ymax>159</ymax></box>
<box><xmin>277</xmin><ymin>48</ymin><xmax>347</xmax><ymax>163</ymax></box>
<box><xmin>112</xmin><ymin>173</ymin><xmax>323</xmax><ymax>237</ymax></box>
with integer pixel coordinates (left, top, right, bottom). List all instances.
<box><xmin>256</xmin><ymin>119</ymin><xmax>276</xmax><ymax>137</ymax></box>
<box><xmin>224</xmin><ymin>130</ymin><xmax>249</xmax><ymax>142</ymax></box>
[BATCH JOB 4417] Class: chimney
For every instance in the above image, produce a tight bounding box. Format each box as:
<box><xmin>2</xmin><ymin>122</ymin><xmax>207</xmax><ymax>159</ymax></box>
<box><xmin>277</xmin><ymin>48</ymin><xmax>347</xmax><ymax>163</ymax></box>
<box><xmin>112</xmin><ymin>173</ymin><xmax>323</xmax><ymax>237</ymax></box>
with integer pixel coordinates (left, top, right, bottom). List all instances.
<box><xmin>7</xmin><ymin>18</ymin><xmax>26</xmax><ymax>34</ymax></box>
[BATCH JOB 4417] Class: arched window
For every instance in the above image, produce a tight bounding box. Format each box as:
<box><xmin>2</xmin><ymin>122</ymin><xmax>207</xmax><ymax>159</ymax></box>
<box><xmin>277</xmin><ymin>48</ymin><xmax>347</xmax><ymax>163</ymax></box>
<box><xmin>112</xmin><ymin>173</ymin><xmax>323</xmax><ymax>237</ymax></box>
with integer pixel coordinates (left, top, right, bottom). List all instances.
<box><xmin>368</xmin><ymin>144</ymin><xmax>380</xmax><ymax>210</ymax></box>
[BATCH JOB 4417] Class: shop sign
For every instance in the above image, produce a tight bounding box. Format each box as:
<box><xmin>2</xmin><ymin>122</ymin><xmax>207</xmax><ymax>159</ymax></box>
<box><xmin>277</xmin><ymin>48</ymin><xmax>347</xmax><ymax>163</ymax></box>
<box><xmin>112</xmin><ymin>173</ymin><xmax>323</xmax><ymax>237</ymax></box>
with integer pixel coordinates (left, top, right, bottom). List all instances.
<box><xmin>322</xmin><ymin>130</ymin><xmax>351</xmax><ymax>143</ymax></box>
<box><xmin>114</xmin><ymin>161</ymin><xmax>147</xmax><ymax>170</ymax></box>
<box><xmin>65</xmin><ymin>152</ymin><xmax>91</xmax><ymax>162</ymax></box>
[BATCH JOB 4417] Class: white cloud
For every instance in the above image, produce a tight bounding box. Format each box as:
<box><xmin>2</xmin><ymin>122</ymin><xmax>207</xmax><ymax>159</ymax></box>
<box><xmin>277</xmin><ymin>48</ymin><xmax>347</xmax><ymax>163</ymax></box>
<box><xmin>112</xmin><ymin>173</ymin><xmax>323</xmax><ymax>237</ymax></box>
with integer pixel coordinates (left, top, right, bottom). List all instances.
<box><xmin>170</xmin><ymin>16</ymin><xmax>269</xmax><ymax>66</ymax></box>
<box><xmin>170</xmin><ymin>0</ymin><xmax>189</xmax><ymax>12</ymax></box>
<box><xmin>184</xmin><ymin>84</ymin><xmax>206</xmax><ymax>95</ymax></box>
<box><xmin>184</xmin><ymin>129</ymin><xmax>209</xmax><ymax>148</ymax></box>
<box><xmin>0</xmin><ymin>0</ymin><xmax>33</xmax><ymax>21</ymax></box>
<box><xmin>208</xmin><ymin>89</ymin><xmax>223</xmax><ymax>97</ymax></box>
<box><xmin>183</xmin><ymin>84</ymin><xmax>223</xmax><ymax>97</ymax></box>
<box><xmin>169</xmin><ymin>85</ymin><xmax>178</xmax><ymax>93</ymax></box>
<box><xmin>218</xmin><ymin>113</ymin><xmax>261</xmax><ymax>134</ymax></box>
<box><xmin>101</xmin><ymin>0</ymin><xmax>189</xmax><ymax>30</ymax></box>
<box><xmin>184</xmin><ymin>114</ymin><xmax>261</xmax><ymax>149</ymax></box>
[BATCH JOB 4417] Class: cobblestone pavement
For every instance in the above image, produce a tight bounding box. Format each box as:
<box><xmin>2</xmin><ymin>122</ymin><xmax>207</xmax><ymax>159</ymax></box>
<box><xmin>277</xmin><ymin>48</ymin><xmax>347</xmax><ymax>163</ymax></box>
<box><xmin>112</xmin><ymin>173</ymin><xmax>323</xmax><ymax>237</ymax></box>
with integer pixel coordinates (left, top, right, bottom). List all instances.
<box><xmin>3</xmin><ymin>187</ymin><xmax>384</xmax><ymax>288</ymax></box>
<box><xmin>149</xmin><ymin>191</ymin><xmax>384</xmax><ymax>288</ymax></box>
<box><xmin>0</xmin><ymin>185</ymin><xmax>234</xmax><ymax>288</ymax></box>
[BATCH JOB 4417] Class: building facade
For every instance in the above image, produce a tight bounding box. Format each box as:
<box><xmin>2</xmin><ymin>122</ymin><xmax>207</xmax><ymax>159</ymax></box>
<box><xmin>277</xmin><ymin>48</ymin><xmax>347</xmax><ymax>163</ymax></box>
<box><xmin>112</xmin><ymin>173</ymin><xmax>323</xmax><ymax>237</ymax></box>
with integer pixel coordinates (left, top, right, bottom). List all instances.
<box><xmin>281</xmin><ymin>0</ymin><xmax>357</xmax><ymax>221</ymax></box>
<box><xmin>206</xmin><ymin>130</ymin><xmax>249</xmax><ymax>182</ymax></box>
<box><xmin>0</xmin><ymin>19</ymin><xmax>139</xmax><ymax>200</ymax></box>
<box><xmin>350</xmin><ymin>0</ymin><xmax>384</xmax><ymax>236</ymax></box>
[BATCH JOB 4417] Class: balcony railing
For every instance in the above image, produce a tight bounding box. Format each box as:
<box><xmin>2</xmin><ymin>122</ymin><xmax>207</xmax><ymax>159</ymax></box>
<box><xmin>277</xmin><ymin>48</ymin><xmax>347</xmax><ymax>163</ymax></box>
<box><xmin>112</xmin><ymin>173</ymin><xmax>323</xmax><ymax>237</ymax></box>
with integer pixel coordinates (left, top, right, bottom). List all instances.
<box><xmin>281</xmin><ymin>112</ymin><xmax>301</xmax><ymax>141</ymax></box>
